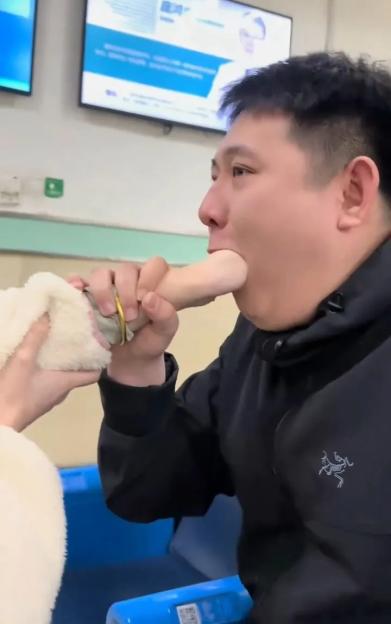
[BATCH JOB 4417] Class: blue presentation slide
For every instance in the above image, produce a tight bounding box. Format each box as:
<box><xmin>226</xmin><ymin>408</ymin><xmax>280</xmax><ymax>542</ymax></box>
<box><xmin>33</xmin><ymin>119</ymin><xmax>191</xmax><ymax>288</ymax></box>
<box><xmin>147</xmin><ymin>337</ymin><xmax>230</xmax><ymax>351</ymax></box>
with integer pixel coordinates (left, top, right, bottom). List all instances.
<box><xmin>0</xmin><ymin>0</ymin><xmax>36</xmax><ymax>93</ymax></box>
<box><xmin>81</xmin><ymin>0</ymin><xmax>292</xmax><ymax>131</ymax></box>
<box><xmin>84</xmin><ymin>24</ymin><xmax>229</xmax><ymax>98</ymax></box>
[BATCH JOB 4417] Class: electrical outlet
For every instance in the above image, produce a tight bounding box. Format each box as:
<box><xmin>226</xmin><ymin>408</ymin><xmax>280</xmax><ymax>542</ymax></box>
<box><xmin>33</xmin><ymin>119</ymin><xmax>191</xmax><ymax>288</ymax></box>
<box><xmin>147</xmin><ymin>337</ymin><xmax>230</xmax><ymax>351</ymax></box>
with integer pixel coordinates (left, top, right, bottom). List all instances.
<box><xmin>0</xmin><ymin>176</ymin><xmax>21</xmax><ymax>205</ymax></box>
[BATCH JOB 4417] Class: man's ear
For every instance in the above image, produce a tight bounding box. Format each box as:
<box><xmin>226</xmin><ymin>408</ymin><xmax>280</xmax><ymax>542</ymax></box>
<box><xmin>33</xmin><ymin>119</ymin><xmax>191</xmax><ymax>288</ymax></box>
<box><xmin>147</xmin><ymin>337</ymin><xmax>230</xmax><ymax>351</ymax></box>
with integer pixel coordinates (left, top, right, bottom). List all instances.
<box><xmin>337</xmin><ymin>156</ymin><xmax>380</xmax><ymax>231</ymax></box>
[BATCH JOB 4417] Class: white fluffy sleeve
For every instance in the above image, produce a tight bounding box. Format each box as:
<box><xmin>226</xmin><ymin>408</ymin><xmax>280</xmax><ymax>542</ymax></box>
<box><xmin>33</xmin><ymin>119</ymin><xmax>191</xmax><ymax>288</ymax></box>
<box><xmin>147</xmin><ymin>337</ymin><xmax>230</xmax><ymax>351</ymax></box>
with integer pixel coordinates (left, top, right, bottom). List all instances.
<box><xmin>0</xmin><ymin>426</ymin><xmax>66</xmax><ymax>624</ymax></box>
<box><xmin>0</xmin><ymin>272</ymin><xmax>111</xmax><ymax>371</ymax></box>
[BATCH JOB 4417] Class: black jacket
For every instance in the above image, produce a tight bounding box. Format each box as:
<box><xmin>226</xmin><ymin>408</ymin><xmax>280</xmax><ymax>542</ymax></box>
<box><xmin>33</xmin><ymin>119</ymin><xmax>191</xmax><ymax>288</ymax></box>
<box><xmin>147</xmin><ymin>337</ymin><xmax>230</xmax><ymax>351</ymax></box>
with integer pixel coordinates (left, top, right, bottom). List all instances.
<box><xmin>99</xmin><ymin>241</ymin><xmax>391</xmax><ymax>623</ymax></box>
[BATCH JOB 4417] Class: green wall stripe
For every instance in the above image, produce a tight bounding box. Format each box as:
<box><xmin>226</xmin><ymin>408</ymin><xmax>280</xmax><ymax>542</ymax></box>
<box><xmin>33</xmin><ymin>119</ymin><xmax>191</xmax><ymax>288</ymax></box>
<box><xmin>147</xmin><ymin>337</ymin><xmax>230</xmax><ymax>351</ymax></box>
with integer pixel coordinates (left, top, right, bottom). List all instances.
<box><xmin>0</xmin><ymin>216</ymin><xmax>208</xmax><ymax>264</ymax></box>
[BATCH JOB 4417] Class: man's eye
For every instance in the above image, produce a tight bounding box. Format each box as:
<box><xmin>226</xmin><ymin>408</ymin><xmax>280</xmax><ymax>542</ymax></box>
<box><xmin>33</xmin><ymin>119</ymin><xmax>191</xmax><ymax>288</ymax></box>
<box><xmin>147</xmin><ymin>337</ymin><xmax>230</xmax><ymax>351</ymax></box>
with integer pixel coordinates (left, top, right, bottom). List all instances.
<box><xmin>232</xmin><ymin>166</ymin><xmax>250</xmax><ymax>177</ymax></box>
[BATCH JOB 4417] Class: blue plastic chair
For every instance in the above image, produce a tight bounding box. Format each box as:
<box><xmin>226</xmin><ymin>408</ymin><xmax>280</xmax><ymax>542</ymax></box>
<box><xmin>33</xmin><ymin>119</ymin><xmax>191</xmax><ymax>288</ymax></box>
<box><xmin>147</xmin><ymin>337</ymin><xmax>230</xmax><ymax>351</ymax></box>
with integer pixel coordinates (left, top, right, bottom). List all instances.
<box><xmin>53</xmin><ymin>466</ymin><xmax>174</xmax><ymax>623</ymax></box>
<box><xmin>53</xmin><ymin>466</ymin><xmax>244</xmax><ymax>623</ymax></box>
<box><xmin>106</xmin><ymin>575</ymin><xmax>252</xmax><ymax>624</ymax></box>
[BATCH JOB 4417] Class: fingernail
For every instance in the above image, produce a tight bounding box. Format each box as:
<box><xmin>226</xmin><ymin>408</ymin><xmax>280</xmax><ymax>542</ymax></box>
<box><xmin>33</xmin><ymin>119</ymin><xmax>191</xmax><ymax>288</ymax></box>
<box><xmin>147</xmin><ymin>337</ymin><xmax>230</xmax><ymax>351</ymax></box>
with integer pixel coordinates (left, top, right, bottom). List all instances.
<box><xmin>101</xmin><ymin>302</ymin><xmax>116</xmax><ymax>316</ymax></box>
<box><xmin>125</xmin><ymin>307</ymin><xmax>138</xmax><ymax>322</ymax></box>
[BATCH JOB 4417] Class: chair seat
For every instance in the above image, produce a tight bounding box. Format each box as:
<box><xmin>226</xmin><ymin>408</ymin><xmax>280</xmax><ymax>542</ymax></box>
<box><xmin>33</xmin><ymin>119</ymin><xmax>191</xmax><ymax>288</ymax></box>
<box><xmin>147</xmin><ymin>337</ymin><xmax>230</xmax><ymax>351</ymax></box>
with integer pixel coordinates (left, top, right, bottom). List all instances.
<box><xmin>52</xmin><ymin>554</ymin><xmax>208</xmax><ymax>624</ymax></box>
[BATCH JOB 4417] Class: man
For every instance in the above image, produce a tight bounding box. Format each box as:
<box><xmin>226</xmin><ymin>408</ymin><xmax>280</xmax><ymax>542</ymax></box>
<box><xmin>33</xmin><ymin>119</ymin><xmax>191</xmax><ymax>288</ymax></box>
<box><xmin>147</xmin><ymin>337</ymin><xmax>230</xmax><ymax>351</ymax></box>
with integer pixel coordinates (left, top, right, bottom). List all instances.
<box><xmin>207</xmin><ymin>11</ymin><xmax>267</xmax><ymax>111</ymax></box>
<box><xmin>88</xmin><ymin>53</ymin><xmax>391</xmax><ymax>622</ymax></box>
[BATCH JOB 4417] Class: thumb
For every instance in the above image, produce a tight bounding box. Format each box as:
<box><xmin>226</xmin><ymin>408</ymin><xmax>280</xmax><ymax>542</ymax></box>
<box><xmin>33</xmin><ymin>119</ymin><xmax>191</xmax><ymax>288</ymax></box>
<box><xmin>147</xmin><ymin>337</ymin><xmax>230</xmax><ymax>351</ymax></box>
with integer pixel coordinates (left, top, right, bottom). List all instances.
<box><xmin>13</xmin><ymin>315</ymin><xmax>50</xmax><ymax>367</ymax></box>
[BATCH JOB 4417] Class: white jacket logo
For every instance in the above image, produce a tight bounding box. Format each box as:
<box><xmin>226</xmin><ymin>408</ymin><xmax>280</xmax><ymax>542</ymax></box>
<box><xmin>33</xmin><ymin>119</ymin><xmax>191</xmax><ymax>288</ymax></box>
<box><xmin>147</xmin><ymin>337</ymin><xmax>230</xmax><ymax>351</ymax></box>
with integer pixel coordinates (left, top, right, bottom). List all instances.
<box><xmin>318</xmin><ymin>451</ymin><xmax>354</xmax><ymax>488</ymax></box>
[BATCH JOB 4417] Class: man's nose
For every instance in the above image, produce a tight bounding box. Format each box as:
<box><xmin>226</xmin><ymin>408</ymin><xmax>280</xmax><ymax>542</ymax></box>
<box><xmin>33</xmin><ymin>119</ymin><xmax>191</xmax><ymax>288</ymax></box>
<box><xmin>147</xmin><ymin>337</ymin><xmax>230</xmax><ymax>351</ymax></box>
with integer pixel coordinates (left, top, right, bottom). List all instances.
<box><xmin>198</xmin><ymin>186</ymin><xmax>228</xmax><ymax>229</ymax></box>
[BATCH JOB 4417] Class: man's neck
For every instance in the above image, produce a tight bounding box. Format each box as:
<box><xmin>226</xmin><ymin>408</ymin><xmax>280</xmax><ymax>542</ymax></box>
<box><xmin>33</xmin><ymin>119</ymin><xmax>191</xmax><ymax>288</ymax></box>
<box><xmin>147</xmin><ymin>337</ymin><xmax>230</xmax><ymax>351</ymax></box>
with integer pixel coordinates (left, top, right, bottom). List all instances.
<box><xmin>258</xmin><ymin>235</ymin><xmax>390</xmax><ymax>332</ymax></box>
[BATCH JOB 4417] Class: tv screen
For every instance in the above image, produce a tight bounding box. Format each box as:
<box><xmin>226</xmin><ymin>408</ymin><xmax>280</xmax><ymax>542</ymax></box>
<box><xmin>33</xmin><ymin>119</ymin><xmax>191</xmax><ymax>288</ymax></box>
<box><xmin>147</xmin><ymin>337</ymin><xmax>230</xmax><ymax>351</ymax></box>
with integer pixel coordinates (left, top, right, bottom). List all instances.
<box><xmin>0</xmin><ymin>0</ymin><xmax>38</xmax><ymax>94</ymax></box>
<box><xmin>81</xmin><ymin>0</ymin><xmax>292</xmax><ymax>131</ymax></box>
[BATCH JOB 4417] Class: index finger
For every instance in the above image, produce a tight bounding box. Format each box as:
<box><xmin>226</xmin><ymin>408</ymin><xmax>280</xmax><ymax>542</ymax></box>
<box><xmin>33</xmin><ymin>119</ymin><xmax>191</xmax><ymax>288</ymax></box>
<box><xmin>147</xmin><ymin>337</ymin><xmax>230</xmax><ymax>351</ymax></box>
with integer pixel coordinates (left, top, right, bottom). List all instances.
<box><xmin>88</xmin><ymin>268</ymin><xmax>117</xmax><ymax>316</ymax></box>
<box><xmin>137</xmin><ymin>257</ymin><xmax>170</xmax><ymax>301</ymax></box>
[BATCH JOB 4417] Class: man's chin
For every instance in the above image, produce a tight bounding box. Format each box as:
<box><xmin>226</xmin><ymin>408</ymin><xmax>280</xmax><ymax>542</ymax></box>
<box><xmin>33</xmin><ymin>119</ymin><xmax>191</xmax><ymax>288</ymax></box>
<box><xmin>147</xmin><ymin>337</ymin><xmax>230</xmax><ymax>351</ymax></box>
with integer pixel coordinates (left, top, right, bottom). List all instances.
<box><xmin>233</xmin><ymin>292</ymin><xmax>265</xmax><ymax>328</ymax></box>
<box><xmin>233</xmin><ymin>293</ymin><xmax>289</xmax><ymax>331</ymax></box>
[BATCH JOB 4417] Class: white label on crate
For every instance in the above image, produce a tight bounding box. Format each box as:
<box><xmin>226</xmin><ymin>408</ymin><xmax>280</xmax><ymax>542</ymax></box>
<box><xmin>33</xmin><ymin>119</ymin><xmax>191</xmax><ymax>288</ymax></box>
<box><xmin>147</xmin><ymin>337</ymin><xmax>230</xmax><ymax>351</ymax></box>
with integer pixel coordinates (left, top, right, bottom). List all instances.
<box><xmin>176</xmin><ymin>603</ymin><xmax>202</xmax><ymax>624</ymax></box>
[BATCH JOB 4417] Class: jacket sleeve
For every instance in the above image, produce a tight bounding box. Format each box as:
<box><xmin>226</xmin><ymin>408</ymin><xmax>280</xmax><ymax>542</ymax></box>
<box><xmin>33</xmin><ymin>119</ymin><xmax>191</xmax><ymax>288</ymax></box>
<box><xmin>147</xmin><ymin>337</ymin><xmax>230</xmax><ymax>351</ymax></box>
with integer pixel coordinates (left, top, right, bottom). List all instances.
<box><xmin>98</xmin><ymin>336</ymin><xmax>235</xmax><ymax>523</ymax></box>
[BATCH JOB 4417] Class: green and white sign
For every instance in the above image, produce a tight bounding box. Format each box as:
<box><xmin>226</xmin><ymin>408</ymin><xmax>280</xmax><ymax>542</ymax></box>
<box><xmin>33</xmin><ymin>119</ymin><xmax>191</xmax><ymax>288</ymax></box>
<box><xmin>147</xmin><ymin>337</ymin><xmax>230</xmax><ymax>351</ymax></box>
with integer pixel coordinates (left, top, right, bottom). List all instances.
<box><xmin>44</xmin><ymin>177</ymin><xmax>64</xmax><ymax>199</ymax></box>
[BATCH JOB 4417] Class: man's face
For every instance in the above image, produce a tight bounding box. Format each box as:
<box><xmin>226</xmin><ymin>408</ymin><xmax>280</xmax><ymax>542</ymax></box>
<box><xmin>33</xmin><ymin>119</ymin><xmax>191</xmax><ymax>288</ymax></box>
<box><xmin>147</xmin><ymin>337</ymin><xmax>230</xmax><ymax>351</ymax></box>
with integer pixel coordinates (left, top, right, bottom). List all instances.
<box><xmin>239</xmin><ymin>24</ymin><xmax>265</xmax><ymax>55</ymax></box>
<box><xmin>199</xmin><ymin>112</ymin><xmax>343</xmax><ymax>329</ymax></box>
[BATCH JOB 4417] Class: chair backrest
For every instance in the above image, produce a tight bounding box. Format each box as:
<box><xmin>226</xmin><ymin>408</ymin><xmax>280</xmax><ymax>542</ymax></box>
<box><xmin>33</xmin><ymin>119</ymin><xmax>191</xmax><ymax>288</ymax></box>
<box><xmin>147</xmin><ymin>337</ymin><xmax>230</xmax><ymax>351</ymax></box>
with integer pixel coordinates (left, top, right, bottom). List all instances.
<box><xmin>60</xmin><ymin>465</ymin><xmax>174</xmax><ymax>569</ymax></box>
<box><xmin>170</xmin><ymin>494</ymin><xmax>242</xmax><ymax>579</ymax></box>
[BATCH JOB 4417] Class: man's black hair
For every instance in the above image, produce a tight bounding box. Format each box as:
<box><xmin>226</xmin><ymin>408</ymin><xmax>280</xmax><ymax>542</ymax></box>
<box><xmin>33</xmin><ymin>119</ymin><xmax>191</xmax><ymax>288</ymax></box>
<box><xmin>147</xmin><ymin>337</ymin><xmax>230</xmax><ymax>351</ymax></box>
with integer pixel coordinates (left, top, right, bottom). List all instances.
<box><xmin>220</xmin><ymin>52</ymin><xmax>391</xmax><ymax>200</ymax></box>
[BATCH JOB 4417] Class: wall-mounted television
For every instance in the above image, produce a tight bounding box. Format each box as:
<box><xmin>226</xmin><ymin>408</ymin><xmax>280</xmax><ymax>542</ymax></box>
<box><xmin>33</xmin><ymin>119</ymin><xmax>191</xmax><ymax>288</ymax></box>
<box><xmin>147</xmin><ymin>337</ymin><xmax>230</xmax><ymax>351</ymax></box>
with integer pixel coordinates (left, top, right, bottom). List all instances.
<box><xmin>80</xmin><ymin>0</ymin><xmax>292</xmax><ymax>132</ymax></box>
<box><xmin>0</xmin><ymin>0</ymin><xmax>38</xmax><ymax>94</ymax></box>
